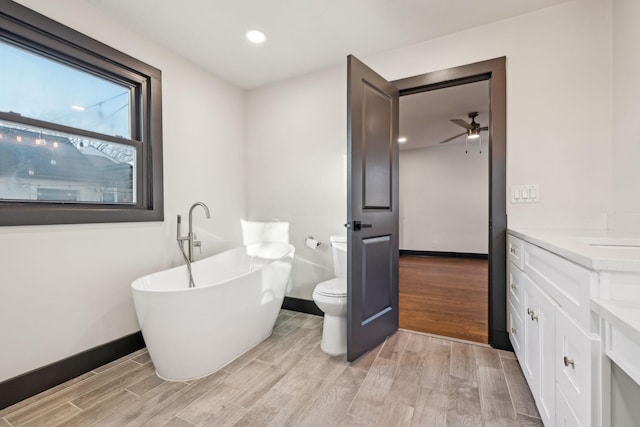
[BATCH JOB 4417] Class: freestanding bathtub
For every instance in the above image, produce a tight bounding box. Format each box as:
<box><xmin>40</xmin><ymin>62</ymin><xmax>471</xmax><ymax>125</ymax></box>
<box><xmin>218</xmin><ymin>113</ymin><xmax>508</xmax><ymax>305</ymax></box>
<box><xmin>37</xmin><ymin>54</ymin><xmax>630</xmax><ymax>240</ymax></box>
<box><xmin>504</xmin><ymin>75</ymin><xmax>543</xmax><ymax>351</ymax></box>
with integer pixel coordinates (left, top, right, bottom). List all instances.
<box><xmin>131</xmin><ymin>242</ymin><xmax>295</xmax><ymax>381</ymax></box>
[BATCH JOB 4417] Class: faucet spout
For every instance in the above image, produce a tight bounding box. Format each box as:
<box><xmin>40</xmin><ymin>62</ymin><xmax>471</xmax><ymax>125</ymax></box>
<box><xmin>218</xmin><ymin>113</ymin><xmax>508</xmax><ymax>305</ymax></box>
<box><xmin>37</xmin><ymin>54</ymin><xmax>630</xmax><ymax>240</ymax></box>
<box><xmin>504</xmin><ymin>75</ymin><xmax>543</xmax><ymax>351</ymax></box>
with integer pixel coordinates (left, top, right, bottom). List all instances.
<box><xmin>187</xmin><ymin>202</ymin><xmax>211</xmax><ymax>263</ymax></box>
<box><xmin>189</xmin><ymin>202</ymin><xmax>211</xmax><ymax>225</ymax></box>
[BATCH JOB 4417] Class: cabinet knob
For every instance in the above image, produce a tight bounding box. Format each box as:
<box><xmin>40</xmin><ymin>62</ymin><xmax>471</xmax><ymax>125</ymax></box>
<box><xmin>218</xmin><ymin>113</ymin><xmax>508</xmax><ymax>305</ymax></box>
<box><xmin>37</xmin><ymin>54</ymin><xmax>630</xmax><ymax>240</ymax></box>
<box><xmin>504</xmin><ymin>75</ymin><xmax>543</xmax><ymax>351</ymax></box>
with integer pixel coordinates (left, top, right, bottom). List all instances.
<box><xmin>530</xmin><ymin>312</ymin><xmax>538</xmax><ymax>321</ymax></box>
<box><xmin>563</xmin><ymin>356</ymin><xmax>575</xmax><ymax>368</ymax></box>
<box><xmin>511</xmin><ymin>283</ymin><xmax>518</xmax><ymax>290</ymax></box>
<box><xmin>510</xmin><ymin>247</ymin><xmax>516</xmax><ymax>254</ymax></box>
<box><xmin>511</xmin><ymin>327</ymin><xmax>517</xmax><ymax>334</ymax></box>
<box><xmin>527</xmin><ymin>308</ymin><xmax>532</xmax><ymax>315</ymax></box>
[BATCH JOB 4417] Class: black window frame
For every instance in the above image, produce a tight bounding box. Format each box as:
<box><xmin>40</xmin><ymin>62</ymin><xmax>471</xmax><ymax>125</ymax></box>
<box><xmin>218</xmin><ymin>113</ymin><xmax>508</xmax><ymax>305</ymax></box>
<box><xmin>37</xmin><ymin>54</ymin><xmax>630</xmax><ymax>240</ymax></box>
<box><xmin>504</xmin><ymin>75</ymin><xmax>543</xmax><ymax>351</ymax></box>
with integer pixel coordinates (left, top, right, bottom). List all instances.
<box><xmin>0</xmin><ymin>0</ymin><xmax>163</xmax><ymax>226</ymax></box>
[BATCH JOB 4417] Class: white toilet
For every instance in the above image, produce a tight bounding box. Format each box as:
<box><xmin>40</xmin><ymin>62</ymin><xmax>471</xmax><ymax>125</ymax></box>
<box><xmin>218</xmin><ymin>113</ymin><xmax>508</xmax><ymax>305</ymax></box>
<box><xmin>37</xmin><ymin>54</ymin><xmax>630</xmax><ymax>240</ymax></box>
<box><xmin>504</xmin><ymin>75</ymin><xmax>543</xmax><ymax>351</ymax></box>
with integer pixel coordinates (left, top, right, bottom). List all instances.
<box><xmin>312</xmin><ymin>234</ymin><xmax>347</xmax><ymax>356</ymax></box>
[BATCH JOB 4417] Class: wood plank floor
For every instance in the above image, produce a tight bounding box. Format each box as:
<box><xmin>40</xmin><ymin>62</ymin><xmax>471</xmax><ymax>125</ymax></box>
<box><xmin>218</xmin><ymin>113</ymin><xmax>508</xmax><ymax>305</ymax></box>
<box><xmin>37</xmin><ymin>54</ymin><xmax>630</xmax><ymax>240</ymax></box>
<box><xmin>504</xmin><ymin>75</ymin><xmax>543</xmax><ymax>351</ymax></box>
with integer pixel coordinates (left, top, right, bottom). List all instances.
<box><xmin>0</xmin><ymin>310</ymin><xmax>540</xmax><ymax>426</ymax></box>
<box><xmin>400</xmin><ymin>256</ymin><xmax>489</xmax><ymax>344</ymax></box>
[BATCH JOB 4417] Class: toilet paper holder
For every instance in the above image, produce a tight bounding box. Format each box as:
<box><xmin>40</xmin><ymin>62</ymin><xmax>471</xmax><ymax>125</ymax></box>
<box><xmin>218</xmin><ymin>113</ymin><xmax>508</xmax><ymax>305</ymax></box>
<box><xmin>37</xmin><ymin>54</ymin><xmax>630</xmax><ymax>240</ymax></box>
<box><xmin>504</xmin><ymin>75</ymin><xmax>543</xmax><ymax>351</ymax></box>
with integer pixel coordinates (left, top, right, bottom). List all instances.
<box><xmin>305</xmin><ymin>236</ymin><xmax>321</xmax><ymax>249</ymax></box>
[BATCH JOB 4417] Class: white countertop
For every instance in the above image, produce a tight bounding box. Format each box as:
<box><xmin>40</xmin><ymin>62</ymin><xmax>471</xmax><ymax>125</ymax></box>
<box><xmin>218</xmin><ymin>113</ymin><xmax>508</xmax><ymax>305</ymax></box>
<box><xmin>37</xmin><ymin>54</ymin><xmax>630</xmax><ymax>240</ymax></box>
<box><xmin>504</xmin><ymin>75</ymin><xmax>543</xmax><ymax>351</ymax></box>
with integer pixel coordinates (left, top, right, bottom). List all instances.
<box><xmin>592</xmin><ymin>298</ymin><xmax>640</xmax><ymax>344</ymax></box>
<box><xmin>508</xmin><ymin>227</ymin><xmax>640</xmax><ymax>273</ymax></box>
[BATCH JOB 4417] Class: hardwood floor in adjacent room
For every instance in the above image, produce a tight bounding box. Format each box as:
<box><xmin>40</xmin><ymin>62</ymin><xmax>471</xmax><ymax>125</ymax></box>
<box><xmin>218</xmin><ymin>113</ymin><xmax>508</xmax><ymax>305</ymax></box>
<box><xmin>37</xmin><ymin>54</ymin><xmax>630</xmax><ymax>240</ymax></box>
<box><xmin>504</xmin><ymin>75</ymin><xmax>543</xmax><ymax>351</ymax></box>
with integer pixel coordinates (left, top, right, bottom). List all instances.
<box><xmin>399</xmin><ymin>255</ymin><xmax>489</xmax><ymax>344</ymax></box>
<box><xmin>0</xmin><ymin>310</ymin><xmax>540</xmax><ymax>427</ymax></box>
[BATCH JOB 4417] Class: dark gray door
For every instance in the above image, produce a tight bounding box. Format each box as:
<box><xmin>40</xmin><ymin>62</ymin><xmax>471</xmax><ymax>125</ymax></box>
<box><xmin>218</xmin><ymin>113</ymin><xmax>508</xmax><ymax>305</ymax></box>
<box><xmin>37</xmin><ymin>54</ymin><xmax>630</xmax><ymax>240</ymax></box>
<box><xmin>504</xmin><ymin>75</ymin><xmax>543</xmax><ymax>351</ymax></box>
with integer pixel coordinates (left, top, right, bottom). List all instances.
<box><xmin>347</xmin><ymin>55</ymin><xmax>399</xmax><ymax>362</ymax></box>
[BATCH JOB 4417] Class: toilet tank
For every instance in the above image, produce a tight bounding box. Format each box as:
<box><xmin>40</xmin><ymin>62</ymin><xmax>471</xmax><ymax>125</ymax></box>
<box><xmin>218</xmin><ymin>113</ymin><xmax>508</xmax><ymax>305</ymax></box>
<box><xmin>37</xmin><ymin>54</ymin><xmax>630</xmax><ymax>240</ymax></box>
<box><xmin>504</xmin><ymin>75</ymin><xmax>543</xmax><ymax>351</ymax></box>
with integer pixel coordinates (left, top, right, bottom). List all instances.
<box><xmin>330</xmin><ymin>234</ymin><xmax>347</xmax><ymax>278</ymax></box>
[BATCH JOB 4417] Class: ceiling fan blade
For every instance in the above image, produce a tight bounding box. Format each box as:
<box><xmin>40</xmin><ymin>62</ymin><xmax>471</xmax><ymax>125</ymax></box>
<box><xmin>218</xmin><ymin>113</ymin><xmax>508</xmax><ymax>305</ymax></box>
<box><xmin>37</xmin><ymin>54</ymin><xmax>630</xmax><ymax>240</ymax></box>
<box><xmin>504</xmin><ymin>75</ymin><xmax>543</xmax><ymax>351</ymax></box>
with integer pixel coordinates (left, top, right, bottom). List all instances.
<box><xmin>480</xmin><ymin>126</ymin><xmax>489</xmax><ymax>131</ymax></box>
<box><xmin>439</xmin><ymin>132</ymin><xmax>467</xmax><ymax>144</ymax></box>
<box><xmin>450</xmin><ymin>119</ymin><xmax>472</xmax><ymax>130</ymax></box>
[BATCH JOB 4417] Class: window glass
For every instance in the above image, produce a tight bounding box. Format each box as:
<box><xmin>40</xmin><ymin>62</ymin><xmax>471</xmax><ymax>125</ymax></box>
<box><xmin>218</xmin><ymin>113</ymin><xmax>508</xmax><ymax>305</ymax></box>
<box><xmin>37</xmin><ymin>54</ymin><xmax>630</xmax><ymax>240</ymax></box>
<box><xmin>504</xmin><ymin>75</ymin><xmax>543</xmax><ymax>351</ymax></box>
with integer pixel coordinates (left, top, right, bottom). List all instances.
<box><xmin>0</xmin><ymin>39</ymin><xmax>131</xmax><ymax>139</ymax></box>
<box><xmin>0</xmin><ymin>119</ymin><xmax>136</xmax><ymax>205</ymax></box>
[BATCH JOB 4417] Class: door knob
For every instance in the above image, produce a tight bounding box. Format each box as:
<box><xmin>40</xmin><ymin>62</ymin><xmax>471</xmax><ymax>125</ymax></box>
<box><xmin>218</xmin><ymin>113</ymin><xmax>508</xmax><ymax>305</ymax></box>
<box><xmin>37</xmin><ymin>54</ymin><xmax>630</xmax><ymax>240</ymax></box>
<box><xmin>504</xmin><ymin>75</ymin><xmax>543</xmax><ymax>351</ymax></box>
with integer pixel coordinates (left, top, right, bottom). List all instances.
<box><xmin>352</xmin><ymin>221</ymin><xmax>373</xmax><ymax>231</ymax></box>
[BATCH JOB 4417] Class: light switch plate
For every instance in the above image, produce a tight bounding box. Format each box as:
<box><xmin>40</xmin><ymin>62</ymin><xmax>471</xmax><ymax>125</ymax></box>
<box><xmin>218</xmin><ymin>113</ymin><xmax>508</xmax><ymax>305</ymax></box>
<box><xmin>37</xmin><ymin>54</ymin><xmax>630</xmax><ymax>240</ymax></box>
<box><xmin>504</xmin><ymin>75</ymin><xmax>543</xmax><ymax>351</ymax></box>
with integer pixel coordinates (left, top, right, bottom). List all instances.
<box><xmin>511</xmin><ymin>184</ymin><xmax>539</xmax><ymax>203</ymax></box>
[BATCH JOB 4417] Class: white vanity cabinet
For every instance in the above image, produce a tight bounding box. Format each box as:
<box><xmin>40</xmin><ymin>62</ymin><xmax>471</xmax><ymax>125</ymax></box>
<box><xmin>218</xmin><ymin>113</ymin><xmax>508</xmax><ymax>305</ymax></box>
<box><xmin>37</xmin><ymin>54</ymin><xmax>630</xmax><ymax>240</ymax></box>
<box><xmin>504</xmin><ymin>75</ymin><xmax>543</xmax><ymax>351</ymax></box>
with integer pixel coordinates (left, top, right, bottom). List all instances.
<box><xmin>507</xmin><ymin>233</ymin><xmax>600</xmax><ymax>427</ymax></box>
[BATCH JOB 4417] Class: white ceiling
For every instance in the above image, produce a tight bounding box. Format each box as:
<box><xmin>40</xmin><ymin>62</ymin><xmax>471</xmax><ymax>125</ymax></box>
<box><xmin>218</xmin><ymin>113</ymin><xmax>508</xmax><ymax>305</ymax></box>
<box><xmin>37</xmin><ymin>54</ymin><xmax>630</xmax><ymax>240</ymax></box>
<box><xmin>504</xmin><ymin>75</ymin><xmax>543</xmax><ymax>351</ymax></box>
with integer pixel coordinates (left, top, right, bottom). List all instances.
<box><xmin>399</xmin><ymin>80</ymin><xmax>489</xmax><ymax>151</ymax></box>
<box><xmin>87</xmin><ymin>0</ymin><xmax>572</xmax><ymax>89</ymax></box>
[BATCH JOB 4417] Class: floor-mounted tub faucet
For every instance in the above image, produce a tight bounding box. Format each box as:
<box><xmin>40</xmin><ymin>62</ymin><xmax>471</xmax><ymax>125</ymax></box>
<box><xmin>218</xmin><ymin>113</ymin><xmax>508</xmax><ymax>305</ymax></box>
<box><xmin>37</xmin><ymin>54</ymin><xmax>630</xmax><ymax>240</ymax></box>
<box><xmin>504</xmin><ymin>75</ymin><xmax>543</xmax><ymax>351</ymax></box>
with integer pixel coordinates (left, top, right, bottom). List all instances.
<box><xmin>188</xmin><ymin>202</ymin><xmax>211</xmax><ymax>261</ymax></box>
<box><xmin>177</xmin><ymin>202</ymin><xmax>211</xmax><ymax>287</ymax></box>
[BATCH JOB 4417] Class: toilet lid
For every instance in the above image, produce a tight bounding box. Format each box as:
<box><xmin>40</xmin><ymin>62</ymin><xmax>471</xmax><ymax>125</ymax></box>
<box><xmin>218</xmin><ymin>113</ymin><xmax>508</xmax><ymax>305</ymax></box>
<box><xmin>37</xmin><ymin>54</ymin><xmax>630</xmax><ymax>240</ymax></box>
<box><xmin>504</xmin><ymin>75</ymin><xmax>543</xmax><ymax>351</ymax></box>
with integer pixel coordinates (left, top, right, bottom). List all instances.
<box><xmin>315</xmin><ymin>278</ymin><xmax>347</xmax><ymax>297</ymax></box>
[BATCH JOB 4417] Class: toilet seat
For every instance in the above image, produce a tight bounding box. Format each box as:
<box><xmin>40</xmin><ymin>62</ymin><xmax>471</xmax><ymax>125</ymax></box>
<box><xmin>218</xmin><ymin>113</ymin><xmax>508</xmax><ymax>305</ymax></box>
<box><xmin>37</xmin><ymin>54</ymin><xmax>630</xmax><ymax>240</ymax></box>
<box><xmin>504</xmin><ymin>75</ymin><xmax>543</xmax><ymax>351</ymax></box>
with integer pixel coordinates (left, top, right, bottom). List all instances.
<box><xmin>314</xmin><ymin>278</ymin><xmax>347</xmax><ymax>297</ymax></box>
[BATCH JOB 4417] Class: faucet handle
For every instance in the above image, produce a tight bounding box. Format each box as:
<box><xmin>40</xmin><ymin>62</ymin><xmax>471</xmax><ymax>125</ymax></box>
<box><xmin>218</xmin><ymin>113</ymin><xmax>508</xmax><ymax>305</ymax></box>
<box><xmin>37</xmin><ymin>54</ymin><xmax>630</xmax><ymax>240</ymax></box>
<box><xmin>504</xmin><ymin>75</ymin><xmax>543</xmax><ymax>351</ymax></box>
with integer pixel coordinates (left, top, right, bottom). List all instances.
<box><xmin>193</xmin><ymin>238</ymin><xmax>202</xmax><ymax>253</ymax></box>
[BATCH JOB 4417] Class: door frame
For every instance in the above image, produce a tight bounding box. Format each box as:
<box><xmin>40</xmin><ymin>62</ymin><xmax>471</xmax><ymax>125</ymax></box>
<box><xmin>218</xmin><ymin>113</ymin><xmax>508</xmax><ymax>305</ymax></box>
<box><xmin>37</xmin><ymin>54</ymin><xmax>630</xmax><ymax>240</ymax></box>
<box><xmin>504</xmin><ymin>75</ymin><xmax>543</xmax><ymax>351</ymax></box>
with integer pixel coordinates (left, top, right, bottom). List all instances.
<box><xmin>392</xmin><ymin>57</ymin><xmax>509</xmax><ymax>350</ymax></box>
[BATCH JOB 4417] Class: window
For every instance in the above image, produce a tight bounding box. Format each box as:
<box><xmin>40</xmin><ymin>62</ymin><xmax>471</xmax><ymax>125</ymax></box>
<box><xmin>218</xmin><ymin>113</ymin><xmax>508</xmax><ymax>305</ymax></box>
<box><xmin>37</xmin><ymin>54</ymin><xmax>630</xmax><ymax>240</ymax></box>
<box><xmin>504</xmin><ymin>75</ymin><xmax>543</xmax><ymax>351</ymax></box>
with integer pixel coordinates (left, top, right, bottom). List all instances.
<box><xmin>0</xmin><ymin>0</ymin><xmax>163</xmax><ymax>225</ymax></box>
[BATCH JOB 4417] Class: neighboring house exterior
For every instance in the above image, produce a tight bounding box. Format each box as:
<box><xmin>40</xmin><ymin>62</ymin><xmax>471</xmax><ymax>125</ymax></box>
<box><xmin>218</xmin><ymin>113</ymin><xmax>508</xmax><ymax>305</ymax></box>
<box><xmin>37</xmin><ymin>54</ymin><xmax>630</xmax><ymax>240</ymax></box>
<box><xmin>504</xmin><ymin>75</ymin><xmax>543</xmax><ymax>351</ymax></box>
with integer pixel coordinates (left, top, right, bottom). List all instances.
<box><xmin>0</xmin><ymin>125</ymin><xmax>133</xmax><ymax>203</ymax></box>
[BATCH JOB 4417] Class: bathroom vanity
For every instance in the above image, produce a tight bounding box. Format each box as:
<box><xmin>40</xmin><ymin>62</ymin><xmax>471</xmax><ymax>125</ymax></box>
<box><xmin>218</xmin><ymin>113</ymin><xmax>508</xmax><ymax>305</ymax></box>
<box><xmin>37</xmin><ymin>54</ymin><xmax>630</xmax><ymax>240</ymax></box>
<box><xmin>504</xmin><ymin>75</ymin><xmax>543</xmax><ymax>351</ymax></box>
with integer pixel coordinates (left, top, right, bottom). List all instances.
<box><xmin>507</xmin><ymin>228</ymin><xmax>640</xmax><ymax>427</ymax></box>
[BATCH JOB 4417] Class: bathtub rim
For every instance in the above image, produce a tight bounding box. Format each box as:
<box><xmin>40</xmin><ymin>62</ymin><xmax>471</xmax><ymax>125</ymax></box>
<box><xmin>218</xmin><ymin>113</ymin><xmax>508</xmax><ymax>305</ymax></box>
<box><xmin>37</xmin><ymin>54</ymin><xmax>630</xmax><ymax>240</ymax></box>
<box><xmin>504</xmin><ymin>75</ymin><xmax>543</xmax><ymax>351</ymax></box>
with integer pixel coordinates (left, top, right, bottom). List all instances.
<box><xmin>131</xmin><ymin>242</ymin><xmax>295</xmax><ymax>294</ymax></box>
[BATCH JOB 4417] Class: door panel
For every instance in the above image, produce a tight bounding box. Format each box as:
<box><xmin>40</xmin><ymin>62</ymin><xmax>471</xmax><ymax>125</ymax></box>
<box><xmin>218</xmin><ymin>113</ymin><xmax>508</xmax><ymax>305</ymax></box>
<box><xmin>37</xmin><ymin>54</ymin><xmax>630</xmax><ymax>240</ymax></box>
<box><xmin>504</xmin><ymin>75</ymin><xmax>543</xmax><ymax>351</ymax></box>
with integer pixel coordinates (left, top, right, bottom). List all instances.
<box><xmin>362</xmin><ymin>235</ymin><xmax>393</xmax><ymax>321</ymax></box>
<box><xmin>362</xmin><ymin>82</ymin><xmax>392</xmax><ymax>209</ymax></box>
<box><xmin>347</xmin><ymin>55</ymin><xmax>399</xmax><ymax>362</ymax></box>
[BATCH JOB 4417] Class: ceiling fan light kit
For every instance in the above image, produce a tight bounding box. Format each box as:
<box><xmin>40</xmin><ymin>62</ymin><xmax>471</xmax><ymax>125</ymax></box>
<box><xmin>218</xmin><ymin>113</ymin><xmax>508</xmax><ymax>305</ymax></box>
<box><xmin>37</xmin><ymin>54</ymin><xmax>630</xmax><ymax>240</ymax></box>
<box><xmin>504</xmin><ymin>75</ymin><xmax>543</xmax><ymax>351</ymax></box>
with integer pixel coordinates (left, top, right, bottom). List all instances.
<box><xmin>465</xmin><ymin>133</ymin><xmax>482</xmax><ymax>154</ymax></box>
<box><xmin>443</xmin><ymin>111</ymin><xmax>488</xmax><ymax>154</ymax></box>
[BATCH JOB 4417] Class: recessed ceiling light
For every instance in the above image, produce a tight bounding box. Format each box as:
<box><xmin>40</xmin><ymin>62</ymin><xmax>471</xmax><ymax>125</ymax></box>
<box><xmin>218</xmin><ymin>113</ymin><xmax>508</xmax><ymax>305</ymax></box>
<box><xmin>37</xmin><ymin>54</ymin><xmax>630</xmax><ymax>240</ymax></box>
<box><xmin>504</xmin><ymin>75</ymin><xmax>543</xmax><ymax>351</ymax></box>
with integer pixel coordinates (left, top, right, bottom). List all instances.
<box><xmin>398</xmin><ymin>137</ymin><xmax>407</xmax><ymax>143</ymax></box>
<box><xmin>71</xmin><ymin>105</ymin><xmax>85</xmax><ymax>111</ymax></box>
<box><xmin>246</xmin><ymin>30</ymin><xmax>266</xmax><ymax>44</ymax></box>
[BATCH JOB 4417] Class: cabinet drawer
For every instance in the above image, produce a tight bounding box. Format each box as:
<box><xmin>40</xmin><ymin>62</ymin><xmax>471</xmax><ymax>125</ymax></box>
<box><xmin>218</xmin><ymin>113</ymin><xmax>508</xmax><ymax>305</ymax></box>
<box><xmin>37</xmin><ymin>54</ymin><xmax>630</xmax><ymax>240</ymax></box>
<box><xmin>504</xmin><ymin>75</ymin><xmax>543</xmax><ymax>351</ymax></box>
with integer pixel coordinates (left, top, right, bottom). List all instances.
<box><xmin>508</xmin><ymin>261</ymin><xmax>523</xmax><ymax>310</ymax></box>
<box><xmin>508</xmin><ymin>234</ymin><xmax>524</xmax><ymax>270</ymax></box>
<box><xmin>556</xmin><ymin>308</ymin><xmax>598</xmax><ymax>427</ymax></box>
<box><xmin>508</xmin><ymin>299</ymin><xmax>524</xmax><ymax>360</ymax></box>
<box><xmin>524</xmin><ymin>242</ymin><xmax>596</xmax><ymax>331</ymax></box>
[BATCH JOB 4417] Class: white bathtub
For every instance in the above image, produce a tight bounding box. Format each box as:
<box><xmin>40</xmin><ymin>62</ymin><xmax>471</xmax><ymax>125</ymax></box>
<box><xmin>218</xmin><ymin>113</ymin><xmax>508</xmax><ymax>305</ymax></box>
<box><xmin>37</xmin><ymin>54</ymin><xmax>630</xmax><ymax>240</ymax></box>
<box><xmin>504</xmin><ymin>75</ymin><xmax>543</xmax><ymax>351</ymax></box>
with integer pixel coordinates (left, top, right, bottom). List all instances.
<box><xmin>131</xmin><ymin>242</ymin><xmax>295</xmax><ymax>381</ymax></box>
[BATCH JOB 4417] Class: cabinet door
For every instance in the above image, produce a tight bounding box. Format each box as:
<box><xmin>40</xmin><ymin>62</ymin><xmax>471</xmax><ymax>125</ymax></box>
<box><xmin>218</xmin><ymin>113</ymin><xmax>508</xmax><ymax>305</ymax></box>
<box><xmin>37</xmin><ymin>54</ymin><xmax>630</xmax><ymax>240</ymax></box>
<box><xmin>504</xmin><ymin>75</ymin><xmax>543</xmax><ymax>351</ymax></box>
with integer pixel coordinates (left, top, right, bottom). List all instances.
<box><xmin>522</xmin><ymin>272</ymin><xmax>559</xmax><ymax>426</ymax></box>
<box><xmin>556</xmin><ymin>308</ymin><xmax>598</xmax><ymax>427</ymax></box>
<box><xmin>537</xmin><ymin>283</ymin><xmax>558</xmax><ymax>427</ymax></box>
<box><xmin>522</xmin><ymin>273</ymin><xmax>539</xmax><ymax>397</ymax></box>
<box><xmin>556</xmin><ymin>387</ymin><xmax>583</xmax><ymax>427</ymax></box>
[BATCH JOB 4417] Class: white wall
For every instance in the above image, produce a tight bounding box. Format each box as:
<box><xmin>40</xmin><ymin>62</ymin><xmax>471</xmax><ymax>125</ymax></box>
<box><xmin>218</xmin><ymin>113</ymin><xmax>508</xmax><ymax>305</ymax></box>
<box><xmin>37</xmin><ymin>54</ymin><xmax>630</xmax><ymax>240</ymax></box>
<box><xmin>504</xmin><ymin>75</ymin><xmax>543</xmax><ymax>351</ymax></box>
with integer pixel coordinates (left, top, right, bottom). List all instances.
<box><xmin>246</xmin><ymin>66</ymin><xmax>348</xmax><ymax>300</ymax></box>
<box><xmin>610</xmin><ymin>0</ymin><xmax>640</xmax><ymax>231</ymax></box>
<box><xmin>246</xmin><ymin>0</ymin><xmax>613</xmax><ymax>301</ymax></box>
<box><xmin>0</xmin><ymin>0</ymin><xmax>247</xmax><ymax>381</ymax></box>
<box><xmin>400</xmin><ymin>143</ymin><xmax>488</xmax><ymax>253</ymax></box>
<box><xmin>366</xmin><ymin>0</ymin><xmax>613</xmax><ymax>230</ymax></box>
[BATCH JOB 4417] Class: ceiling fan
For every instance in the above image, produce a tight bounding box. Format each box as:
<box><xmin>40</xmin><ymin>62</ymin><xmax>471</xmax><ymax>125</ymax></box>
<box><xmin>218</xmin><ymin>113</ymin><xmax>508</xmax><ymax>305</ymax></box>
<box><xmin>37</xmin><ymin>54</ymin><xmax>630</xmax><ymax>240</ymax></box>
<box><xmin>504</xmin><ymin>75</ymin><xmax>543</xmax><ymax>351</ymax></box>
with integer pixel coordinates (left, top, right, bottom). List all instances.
<box><xmin>439</xmin><ymin>111</ymin><xmax>488</xmax><ymax>153</ymax></box>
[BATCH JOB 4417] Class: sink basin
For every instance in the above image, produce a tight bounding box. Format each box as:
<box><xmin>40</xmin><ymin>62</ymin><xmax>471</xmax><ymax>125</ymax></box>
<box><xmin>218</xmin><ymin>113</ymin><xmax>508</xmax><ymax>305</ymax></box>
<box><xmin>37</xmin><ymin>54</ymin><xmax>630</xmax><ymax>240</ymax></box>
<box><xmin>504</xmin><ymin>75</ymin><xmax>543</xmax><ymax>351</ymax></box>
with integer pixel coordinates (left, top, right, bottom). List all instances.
<box><xmin>590</xmin><ymin>244</ymin><xmax>640</xmax><ymax>249</ymax></box>
<box><xmin>575</xmin><ymin>237</ymin><xmax>640</xmax><ymax>249</ymax></box>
